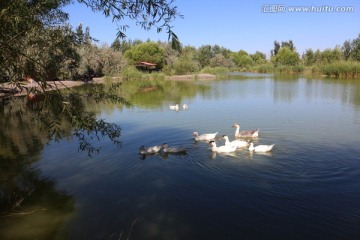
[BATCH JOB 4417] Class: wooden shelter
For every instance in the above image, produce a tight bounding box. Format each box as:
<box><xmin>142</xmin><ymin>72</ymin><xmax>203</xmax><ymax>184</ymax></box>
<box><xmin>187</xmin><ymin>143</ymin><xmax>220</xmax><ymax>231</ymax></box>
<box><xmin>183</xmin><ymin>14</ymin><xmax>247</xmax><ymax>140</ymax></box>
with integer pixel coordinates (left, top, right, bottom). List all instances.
<box><xmin>135</xmin><ymin>61</ymin><xmax>157</xmax><ymax>72</ymax></box>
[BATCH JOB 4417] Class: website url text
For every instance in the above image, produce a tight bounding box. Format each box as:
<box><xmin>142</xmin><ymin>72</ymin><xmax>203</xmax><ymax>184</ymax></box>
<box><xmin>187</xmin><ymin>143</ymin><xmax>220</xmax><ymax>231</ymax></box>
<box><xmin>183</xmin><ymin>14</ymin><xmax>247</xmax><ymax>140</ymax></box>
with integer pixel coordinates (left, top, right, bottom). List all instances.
<box><xmin>262</xmin><ymin>5</ymin><xmax>355</xmax><ymax>13</ymax></box>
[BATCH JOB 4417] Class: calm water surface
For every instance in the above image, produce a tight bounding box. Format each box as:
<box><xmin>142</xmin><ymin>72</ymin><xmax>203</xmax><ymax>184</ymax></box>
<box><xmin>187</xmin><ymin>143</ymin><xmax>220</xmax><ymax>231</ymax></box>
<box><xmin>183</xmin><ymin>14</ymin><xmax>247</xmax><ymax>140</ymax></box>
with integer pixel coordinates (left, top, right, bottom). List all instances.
<box><xmin>1</xmin><ymin>74</ymin><xmax>360</xmax><ymax>240</ymax></box>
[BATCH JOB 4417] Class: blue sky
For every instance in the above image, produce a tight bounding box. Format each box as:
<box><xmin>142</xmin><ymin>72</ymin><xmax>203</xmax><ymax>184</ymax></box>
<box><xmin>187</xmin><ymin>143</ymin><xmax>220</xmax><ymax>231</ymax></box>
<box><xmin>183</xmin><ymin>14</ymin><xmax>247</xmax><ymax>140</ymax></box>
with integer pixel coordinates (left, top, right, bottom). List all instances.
<box><xmin>63</xmin><ymin>0</ymin><xmax>359</xmax><ymax>56</ymax></box>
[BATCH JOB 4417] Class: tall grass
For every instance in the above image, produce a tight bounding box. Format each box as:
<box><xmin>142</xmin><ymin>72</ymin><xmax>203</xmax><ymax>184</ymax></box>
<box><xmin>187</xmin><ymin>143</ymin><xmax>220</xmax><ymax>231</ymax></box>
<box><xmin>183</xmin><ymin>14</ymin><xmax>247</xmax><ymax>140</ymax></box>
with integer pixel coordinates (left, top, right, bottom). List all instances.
<box><xmin>320</xmin><ymin>61</ymin><xmax>360</xmax><ymax>78</ymax></box>
<box><xmin>250</xmin><ymin>64</ymin><xmax>304</xmax><ymax>74</ymax></box>
<box><xmin>120</xmin><ymin>66</ymin><xmax>166</xmax><ymax>81</ymax></box>
<box><xmin>250</xmin><ymin>64</ymin><xmax>275</xmax><ymax>73</ymax></box>
<box><xmin>142</xmin><ymin>72</ymin><xmax>166</xmax><ymax>81</ymax></box>
<box><xmin>117</xmin><ymin>61</ymin><xmax>360</xmax><ymax>81</ymax></box>
<box><xmin>274</xmin><ymin>65</ymin><xmax>304</xmax><ymax>74</ymax></box>
<box><xmin>200</xmin><ymin>66</ymin><xmax>229</xmax><ymax>75</ymax></box>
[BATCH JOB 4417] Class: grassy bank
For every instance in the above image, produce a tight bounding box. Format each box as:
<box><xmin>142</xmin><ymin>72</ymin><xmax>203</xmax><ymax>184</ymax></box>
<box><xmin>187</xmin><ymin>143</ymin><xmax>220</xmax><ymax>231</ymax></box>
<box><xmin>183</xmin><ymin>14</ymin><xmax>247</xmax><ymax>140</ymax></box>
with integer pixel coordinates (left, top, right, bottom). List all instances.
<box><xmin>249</xmin><ymin>62</ymin><xmax>360</xmax><ymax>79</ymax></box>
<box><xmin>250</xmin><ymin>64</ymin><xmax>304</xmax><ymax>74</ymax></box>
<box><xmin>110</xmin><ymin>63</ymin><xmax>360</xmax><ymax>84</ymax></box>
<box><xmin>319</xmin><ymin>61</ymin><xmax>360</xmax><ymax>78</ymax></box>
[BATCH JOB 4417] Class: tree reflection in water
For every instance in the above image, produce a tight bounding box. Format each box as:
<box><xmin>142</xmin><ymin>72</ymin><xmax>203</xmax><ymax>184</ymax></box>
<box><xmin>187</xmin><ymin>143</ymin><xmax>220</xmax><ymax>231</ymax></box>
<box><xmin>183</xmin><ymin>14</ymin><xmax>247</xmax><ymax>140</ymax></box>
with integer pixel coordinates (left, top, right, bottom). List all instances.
<box><xmin>0</xmin><ymin>85</ymin><xmax>126</xmax><ymax>238</ymax></box>
<box><xmin>0</xmin><ymin>97</ymin><xmax>75</xmax><ymax>239</ymax></box>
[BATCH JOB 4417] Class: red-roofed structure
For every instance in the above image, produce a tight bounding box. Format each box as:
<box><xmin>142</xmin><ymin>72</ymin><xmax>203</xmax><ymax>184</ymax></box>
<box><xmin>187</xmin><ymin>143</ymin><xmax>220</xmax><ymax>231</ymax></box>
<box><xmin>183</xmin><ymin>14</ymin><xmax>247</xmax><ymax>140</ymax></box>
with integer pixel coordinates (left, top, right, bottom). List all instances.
<box><xmin>135</xmin><ymin>62</ymin><xmax>157</xmax><ymax>71</ymax></box>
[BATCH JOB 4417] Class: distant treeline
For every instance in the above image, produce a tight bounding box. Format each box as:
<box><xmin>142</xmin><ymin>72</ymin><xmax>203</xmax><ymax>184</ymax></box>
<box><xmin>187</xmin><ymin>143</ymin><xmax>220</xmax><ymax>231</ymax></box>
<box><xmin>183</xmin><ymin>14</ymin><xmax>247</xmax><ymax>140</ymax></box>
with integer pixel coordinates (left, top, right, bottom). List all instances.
<box><xmin>65</xmin><ymin>31</ymin><xmax>360</xmax><ymax>79</ymax></box>
<box><xmin>2</xmin><ymin>0</ymin><xmax>360</xmax><ymax>82</ymax></box>
<box><xmin>100</xmin><ymin>33</ymin><xmax>360</xmax><ymax>79</ymax></box>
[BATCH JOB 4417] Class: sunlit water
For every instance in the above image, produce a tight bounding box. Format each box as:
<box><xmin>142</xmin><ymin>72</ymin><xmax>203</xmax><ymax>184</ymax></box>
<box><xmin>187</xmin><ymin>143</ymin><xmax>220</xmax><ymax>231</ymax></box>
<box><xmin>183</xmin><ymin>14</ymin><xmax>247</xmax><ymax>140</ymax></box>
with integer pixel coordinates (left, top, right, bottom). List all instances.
<box><xmin>1</xmin><ymin>74</ymin><xmax>360</xmax><ymax>240</ymax></box>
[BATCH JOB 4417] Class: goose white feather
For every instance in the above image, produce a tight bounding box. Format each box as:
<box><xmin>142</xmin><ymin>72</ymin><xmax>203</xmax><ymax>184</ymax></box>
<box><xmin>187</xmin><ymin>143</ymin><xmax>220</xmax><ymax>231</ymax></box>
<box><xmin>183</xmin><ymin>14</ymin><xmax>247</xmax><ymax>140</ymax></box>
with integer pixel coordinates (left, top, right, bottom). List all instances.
<box><xmin>209</xmin><ymin>141</ymin><xmax>237</xmax><ymax>153</ymax></box>
<box><xmin>169</xmin><ymin>104</ymin><xmax>179</xmax><ymax>111</ymax></box>
<box><xmin>222</xmin><ymin>135</ymin><xmax>249</xmax><ymax>148</ymax></box>
<box><xmin>248</xmin><ymin>142</ymin><xmax>275</xmax><ymax>152</ymax></box>
<box><xmin>192</xmin><ymin>131</ymin><xmax>218</xmax><ymax>141</ymax></box>
<box><xmin>233</xmin><ymin>123</ymin><xmax>259</xmax><ymax>138</ymax></box>
<box><xmin>139</xmin><ymin>145</ymin><xmax>162</xmax><ymax>154</ymax></box>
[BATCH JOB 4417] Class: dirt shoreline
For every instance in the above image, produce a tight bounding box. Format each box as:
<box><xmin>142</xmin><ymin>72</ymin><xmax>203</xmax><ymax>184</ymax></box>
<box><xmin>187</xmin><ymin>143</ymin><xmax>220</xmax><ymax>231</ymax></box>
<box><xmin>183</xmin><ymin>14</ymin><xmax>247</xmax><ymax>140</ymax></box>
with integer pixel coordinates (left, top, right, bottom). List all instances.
<box><xmin>0</xmin><ymin>74</ymin><xmax>216</xmax><ymax>98</ymax></box>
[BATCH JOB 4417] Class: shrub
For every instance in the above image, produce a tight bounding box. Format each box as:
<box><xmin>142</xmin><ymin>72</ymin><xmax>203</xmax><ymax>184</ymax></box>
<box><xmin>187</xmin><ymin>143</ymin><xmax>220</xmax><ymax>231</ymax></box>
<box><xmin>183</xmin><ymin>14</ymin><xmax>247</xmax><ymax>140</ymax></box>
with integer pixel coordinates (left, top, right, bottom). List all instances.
<box><xmin>173</xmin><ymin>58</ymin><xmax>201</xmax><ymax>75</ymax></box>
<box><xmin>120</xmin><ymin>66</ymin><xmax>143</xmax><ymax>81</ymax></box>
<box><xmin>200</xmin><ymin>66</ymin><xmax>229</xmax><ymax>75</ymax></box>
<box><xmin>251</xmin><ymin>64</ymin><xmax>274</xmax><ymax>73</ymax></box>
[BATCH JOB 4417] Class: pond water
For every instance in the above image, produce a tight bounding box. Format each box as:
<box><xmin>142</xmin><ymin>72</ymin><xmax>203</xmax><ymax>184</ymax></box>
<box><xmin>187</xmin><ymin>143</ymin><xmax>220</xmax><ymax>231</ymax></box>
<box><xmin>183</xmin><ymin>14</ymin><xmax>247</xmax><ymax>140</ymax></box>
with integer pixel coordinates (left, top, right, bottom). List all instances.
<box><xmin>1</xmin><ymin>74</ymin><xmax>360</xmax><ymax>240</ymax></box>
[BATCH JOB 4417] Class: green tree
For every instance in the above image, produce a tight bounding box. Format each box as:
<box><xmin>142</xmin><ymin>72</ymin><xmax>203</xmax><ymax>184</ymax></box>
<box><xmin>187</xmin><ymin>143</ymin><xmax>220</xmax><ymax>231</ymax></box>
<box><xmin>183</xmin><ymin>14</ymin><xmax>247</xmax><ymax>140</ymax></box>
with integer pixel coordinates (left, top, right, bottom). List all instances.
<box><xmin>159</xmin><ymin>41</ymin><xmax>180</xmax><ymax>71</ymax></box>
<box><xmin>124</xmin><ymin>42</ymin><xmax>165</xmax><ymax>69</ymax></box>
<box><xmin>274</xmin><ymin>47</ymin><xmax>300</xmax><ymax>66</ymax></box>
<box><xmin>281</xmin><ymin>40</ymin><xmax>296</xmax><ymax>51</ymax></box>
<box><xmin>209</xmin><ymin>54</ymin><xmax>235</xmax><ymax>68</ymax></box>
<box><xmin>239</xmin><ymin>50</ymin><xmax>249</xmax><ymax>56</ymax></box>
<box><xmin>250</xmin><ymin>51</ymin><xmax>267</xmax><ymax>64</ymax></box>
<box><xmin>271</xmin><ymin>40</ymin><xmax>296</xmax><ymax>57</ymax></box>
<box><xmin>321</xmin><ymin>47</ymin><xmax>342</xmax><ymax>64</ymax></box>
<box><xmin>303</xmin><ymin>49</ymin><xmax>316</xmax><ymax>66</ymax></box>
<box><xmin>182</xmin><ymin>46</ymin><xmax>198</xmax><ymax>59</ymax></box>
<box><xmin>170</xmin><ymin>37</ymin><xmax>182</xmax><ymax>53</ymax></box>
<box><xmin>212</xmin><ymin>45</ymin><xmax>232</xmax><ymax>58</ymax></box>
<box><xmin>350</xmin><ymin>34</ymin><xmax>360</xmax><ymax>61</ymax></box>
<box><xmin>0</xmin><ymin>0</ymin><xmax>72</xmax><ymax>81</ymax></box>
<box><xmin>314</xmin><ymin>49</ymin><xmax>322</xmax><ymax>64</ymax></box>
<box><xmin>271</xmin><ymin>41</ymin><xmax>281</xmax><ymax>56</ymax></box>
<box><xmin>196</xmin><ymin>45</ymin><xmax>214</xmax><ymax>68</ymax></box>
<box><xmin>110</xmin><ymin>38</ymin><xmax>121</xmax><ymax>51</ymax></box>
<box><xmin>232</xmin><ymin>50</ymin><xmax>254</xmax><ymax>69</ymax></box>
<box><xmin>340</xmin><ymin>34</ymin><xmax>360</xmax><ymax>61</ymax></box>
<box><xmin>342</xmin><ymin>40</ymin><xmax>352</xmax><ymax>60</ymax></box>
<box><xmin>74</xmin><ymin>23</ymin><xmax>90</xmax><ymax>45</ymax></box>
<box><xmin>173</xmin><ymin>56</ymin><xmax>201</xmax><ymax>75</ymax></box>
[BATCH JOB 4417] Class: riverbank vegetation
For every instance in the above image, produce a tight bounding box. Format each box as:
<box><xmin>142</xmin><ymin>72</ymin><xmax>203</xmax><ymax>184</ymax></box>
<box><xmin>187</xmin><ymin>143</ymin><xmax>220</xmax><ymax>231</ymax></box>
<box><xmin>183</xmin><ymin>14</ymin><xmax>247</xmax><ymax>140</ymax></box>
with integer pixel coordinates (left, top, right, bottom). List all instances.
<box><xmin>25</xmin><ymin>30</ymin><xmax>358</xmax><ymax>84</ymax></box>
<box><xmin>2</xmin><ymin>2</ymin><xmax>360</xmax><ymax>89</ymax></box>
<box><xmin>97</xmin><ymin>33</ymin><xmax>360</xmax><ymax>80</ymax></box>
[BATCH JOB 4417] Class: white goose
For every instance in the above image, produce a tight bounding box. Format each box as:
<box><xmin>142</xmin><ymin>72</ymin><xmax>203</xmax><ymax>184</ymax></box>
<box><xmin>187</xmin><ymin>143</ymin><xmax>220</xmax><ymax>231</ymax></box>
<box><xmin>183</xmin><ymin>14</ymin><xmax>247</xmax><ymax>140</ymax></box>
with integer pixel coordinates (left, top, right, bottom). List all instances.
<box><xmin>221</xmin><ymin>135</ymin><xmax>249</xmax><ymax>148</ymax></box>
<box><xmin>139</xmin><ymin>145</ymin><xmax>162</xmax><ymax>154</ymax></box>
<box><xmin>182</xmin><ymin>104</ymin><xmax>188</xmax><ymax>110</ymax></box>
<box><xmin>161</xmin><ymin>143</ymin><xmax>187</xmax><ymax>153</ymax></box>
<box><xmin>192</xmin><ymin>131</ymin><xmax>218</xmax><ymax>141</ymax></box>
<box><xmin>233</xmin><ymin>123</ymin><xmax>259</xmax><ymax>138</ymax></box>
<box><xmin>169</xmin><ymin>104</ymin><xmax>179</xmax><ymax>111</ymax></box>
<box><xmin>209</xmin><ymin>141</ymin><xmax>237</xmax><ymax>153</ymax></box>
<box><xmin>248</xmin><ymin>142</ymin><xmax>274</xmax><ymax>152</ymax></box>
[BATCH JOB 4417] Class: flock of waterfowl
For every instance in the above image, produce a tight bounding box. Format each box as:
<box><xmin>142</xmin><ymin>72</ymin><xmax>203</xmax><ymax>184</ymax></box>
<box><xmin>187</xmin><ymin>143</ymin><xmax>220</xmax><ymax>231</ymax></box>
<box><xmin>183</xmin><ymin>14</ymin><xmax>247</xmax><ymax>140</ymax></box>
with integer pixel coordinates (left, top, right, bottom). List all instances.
<box><xmin>139</xmin><ymin>122</ymin><xmax>275</xmax><ymax>157</ymax></box>
<box><xmin>169</xmin><ymin>103</ymin><xmax>188</xmax><ymax>111</ymax></box>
